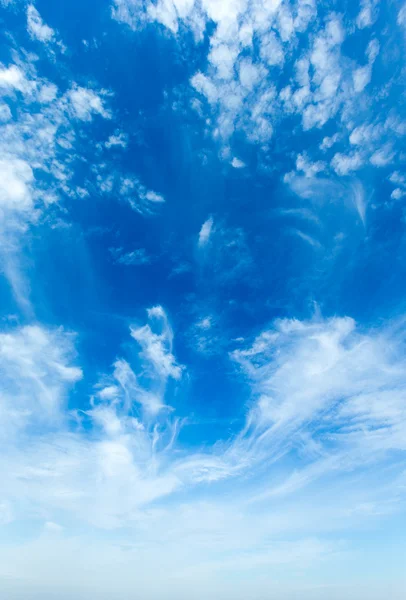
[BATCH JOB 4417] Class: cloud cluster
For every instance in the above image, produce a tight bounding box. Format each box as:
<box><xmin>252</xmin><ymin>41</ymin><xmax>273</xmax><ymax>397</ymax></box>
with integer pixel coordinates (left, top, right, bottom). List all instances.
<box><xmin>2</xmin><ymin>308</ymin><xmax>405</xmax><ymax>519</ymax></box>
<box><xmin>0</xmin><ymin>52</ymin><xmax>111</xmax><ymax>309</ymax></box>
<box><xmin>0</xmin><ymin>2</ymin><xmax>167</xmax><ymax>319</ymax></box>
<box><xmin>113</xmin><ymin>0</ymin><xmax>405</xmax><ymax>211</ymax></box>
<box><xmin>1</xmin><ymin>308</ymin><xmax>405</xmax><ymax>597</ymax></box>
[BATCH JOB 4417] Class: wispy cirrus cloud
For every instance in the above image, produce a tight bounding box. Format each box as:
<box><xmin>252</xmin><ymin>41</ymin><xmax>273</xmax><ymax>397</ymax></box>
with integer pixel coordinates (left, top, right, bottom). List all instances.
<box><xmin>0</xmin><ymin>308</ymin><xmax>405</xmax><ymax>597</ymax></box>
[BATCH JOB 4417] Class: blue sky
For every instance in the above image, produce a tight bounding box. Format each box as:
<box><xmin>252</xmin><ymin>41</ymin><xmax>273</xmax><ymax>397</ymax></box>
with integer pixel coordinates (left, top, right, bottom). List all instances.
<box><xmin>0</xmin><ymin>0</ymin><xmax>405</xmax><ymax>598</ymax></box>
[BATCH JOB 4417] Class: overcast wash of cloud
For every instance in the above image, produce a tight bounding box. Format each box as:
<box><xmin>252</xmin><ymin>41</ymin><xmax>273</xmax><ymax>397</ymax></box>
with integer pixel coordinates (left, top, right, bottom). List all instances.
<box><xmin>0</xmin><ymin>0</ymin><xmax>405</xmax><ymax>598</ymax></box>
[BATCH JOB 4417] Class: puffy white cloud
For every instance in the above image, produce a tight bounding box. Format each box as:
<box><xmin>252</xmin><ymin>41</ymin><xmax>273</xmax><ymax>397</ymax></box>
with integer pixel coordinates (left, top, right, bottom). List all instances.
<box><xmin>366</xmin><ymin>38</ymin><xmax>380</xmax><ymax>62</ymax></box>
<box><xmin>0</xmin><ymin>157</ymin><xmax>34</xmax><ymax>212</ymax></box>
<box><xmin>320</xmin><ymin>133</ymin><xmax>339</xmax><ymax>150</ymax></box>
<box><xmin>260</xmin><ymin>31</ymin><xmax>284</xmax><ymax>66</ymax></box>
<box><xmin>295</xmin><ymin>152</ymin><xmax>325</xmax><ymax>178</ymax></box>
<box><xmin>111</xmin><ymin>0</ymin><xmax>405</xmax><ymax>193</ymax></box>
<box><xmin>0</xmin><ymin>64</ymin><xmax>34</xmax><ymax>95</ymax></box>
<box><xmin>68</xmin><ymin>86</ymin><xmax>111</xmax><ymax>121</ymax></box>
<box><xmin>239</xmin><ymin>58</ymin><xmax>263</xmax><ymax>90</ymax></box>
<box><xmin>190</xmin><ymin>71</ymin><xmax>218</xmax><ymax>104</ymax></box>
<box><xmin>391</xmin><ymin>188</ymin><xmax>405</xmax><ymax>200</ymax></box>
<box><xmin>27</xmin><ymin>4</ymin><xmax>55</xmax><ymax>43</ymax></box>
<box><xmin>145</xmin><ymin>190</ymin><xmax>165</xmax><ymax>202</ymax></box>
<box><xmin>370</xmin><ymin>145</ymin><xmax>395</xmax><ymax>166</ymax></box>
<box><xmin>105</xmin><ymin>132</ymin><xmax>128</xmax><ymax>148</ymax></box>
<box><xmin>353</xmin><ymin>64</ymin><xmax>372</xmax><ymax>92</ymax></box>
<box><xmin>331</xmin><ymin>152</ymin><xmax>363</xmax><ymax>175</ymax></box>
<box><xmin>231</xmin><ymin>156</ymin><xmax>245</xmax><ymax>168</ymax></box>
<box><xmin>356</xmin><ymin>0</ymin><xmax>380</xmax><ymax>28</ymax></box>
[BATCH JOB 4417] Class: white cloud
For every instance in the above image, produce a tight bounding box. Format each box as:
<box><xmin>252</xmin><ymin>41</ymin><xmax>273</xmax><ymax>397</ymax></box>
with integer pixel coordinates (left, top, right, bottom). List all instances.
<box><xmin>197</xmin><ymin>316</ymin><xmax>212</xmax><ymax>330</ymax></box>
<box><xmin>398</xmin><ymin>3</ymin><xmax>406</xmax><ymax>26</ymax></box>
<box><xmin>349</xmin><ymin>123</ymin><xmax>381</xmax><ymax>146</ymax></box>
<box><xmin>0</xmin><ymin>55</ymin><xmax>114</xmax><ymax>314</ymax></box>
<box><xmin>370</xmin><ymin>146</ymin><xmax>395</xmax><ymax>166</ymax></box>
<box><xmin>366</xmin><ymin>38</ymin><xmax>380</xmax><ymax>62</ymax></box>
<box><xmin>145</xmin><ymin>190</ymin><xmax>165</xmax><ymax>202</ymax></box>
<box><xmin>1</xmin><ymin>3</ymin><xmax>405</xmax><ymax>594</ymax></box>
<box><xmin>38</xmin><ymin>82</ymin><xmax>58</xmax><ymax>103</ymax></box>
<box><xmin>0</xmin><ymin>324</ymin><xmax>82</xmax><ymax>438</ymax></box>
<box><xmin>131</xmin><ymin>306</ymin><xmax>183</xmax><ymax>383</ymax></box>
<box><xmin>105</xmin><ymin>174</ymin><xmax>166</xmax><ymax>213</ymax></box>
<box><xmin>105</xmin><ymin>132</ymin><xmax>128</xmax><ymax>148</ymax></box>
<box><xmin>391</xmin><ymin>188</ymin><xmax>405</xmax><ymax>200</ymax></box>
<box><xmin>292</xmin><ymin>228</ymin><xmax>321</xmax><ymax>248</ymax></box>
<box><xmin>389</xmin><ymin>171</ymin><xmax>405</xmax><ymax>186</ymax></box>
<box><xmin>190</xmin><ymin>71</ymin><xmax>219</xmax><ymax>104</ymax></box>
<box><xmin>68</xmin><ymin>86</ymin><xmax>111</xmax><ymax>121</ymax></box>
<box><xmin>198</xmin><ymin>216</ymin><xmax>214</xmax><ymax>246</ymax></box>
<box><xmin>0</xmin><ymin>64</ymin><xmax>33</xmax><ymax>95</ymax></box>
<box><xmin>209</xmin><ymin>44</ymin><xmax>239</xmax><ymax>80</ymax></box>
<box><xmin>353</xmin><ymin>64</ymin><xmax>372</xmax><ymax>92</ymax></box>
<box><xmin>350</xmin><ymin>180</ymin><xmax>367</xmax><ymax>224</ymax></box>
<box><xmin>231</xmin><ymin>315</ymin><xmax>406</xmax><ymax>463</ymax></box>
<box><xmin>356</xmin><ymin>0</ymin><xmax>380</xmax><ymax>29</ymax></box>
<box><xmin>239</xmin><ymin>58</ymin><xmax>262</xmax><ymax>90</ymax></box>
<box><xmin>260</xmin><ymin>31</ymin><xmax>284</xmax><ymax>66</ymax></box>
<box><xmin>296</xmin><ymin>152</ymin><xmax>325</xmax><ymax>177</ymax></box>
<box><xmin>320</xmin><ymin>133</ymin><xmax>339</xmax><ymax>150</ymax></box>
<box><xmin>331</xmin><ymin>152</ymin><xmax>363</xmax><ymax>175</ymax></box>
<box><xmin>0</xmin><ymin>157</ymin><xmax>34</xmax><ymax>212</ymax></box>
<box><xmin>110</xmin><ymin>247</ymin><xmax>151</xmax><ymax>265</ymax></box>
<box><xmin>231</xmin><ymin>157</ymin><xmax>245</xmax><ymax>168</ymax></box>
<box><xmin>111</xmin><ymin>0</ymin><xmax>405</xmax><ymax>189</ymax></box>
<box><xmin>0</xmin><ymin>103</ymin><xmax>12</xmax><ymax>122</ymax></box>
<box><xmin>27</xmin><ymin>4</ymin><xmax>55</xmax><ymax>43</ymax></box>
<box><xmin>285</xmin><ymin>175</ymin><xmax>367</xmax><ymax>226</ymax></box>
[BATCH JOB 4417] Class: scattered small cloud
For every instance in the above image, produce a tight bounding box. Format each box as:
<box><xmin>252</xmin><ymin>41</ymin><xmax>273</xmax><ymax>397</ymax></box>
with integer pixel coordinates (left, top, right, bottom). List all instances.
<box><xmin>110</xmin><ymin>247</ymin><xmax>151</xmax><ymax>266</ymax></box>
<box><xmin>197</xmin><ymin>316</ymin><xmax>212</xmax><ymax>330</ymax></box>
<box><xmin>198</xmin><ymin>216</ymin><xmax>214</xmax><ymax>247</ymax></box>
<box><xmin>68</xmin><ymin>86</ymin><xmax>111</xmax><ymax>121</ymax></box>
<box><xmin>231</xmin><ymin>157</ymin><xmax>245</xmax><ymax>169</ymax></box>
<box><xmin>105</xmin><ymin>132</ymin><xmax>128</xmax><ymax>149</ymax></box>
